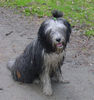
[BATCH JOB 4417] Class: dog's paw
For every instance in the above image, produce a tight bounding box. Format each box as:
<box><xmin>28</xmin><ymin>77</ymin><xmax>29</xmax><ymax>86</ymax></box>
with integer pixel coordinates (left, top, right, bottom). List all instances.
<box><xmin>59</xmin><ymin>78</ymin><xmax>70</xmax><ymax>84</ymax></box>
<box><xmin>33</xmin><ymin>79</ymin><xmax>40</xmax><ymax>84</ymax></box>
<box><xmin>43</xmin><ymin>87</ymin><xmax>53</xmax><ymax>96</ymax></box>
<box><xmin>56</xmin><ymin>76</ymin><xmax>70</xmax><ymax>84</ymax></box>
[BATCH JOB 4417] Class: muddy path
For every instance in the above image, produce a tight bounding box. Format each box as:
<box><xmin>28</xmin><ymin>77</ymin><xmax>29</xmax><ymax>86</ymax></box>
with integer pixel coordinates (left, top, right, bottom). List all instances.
<box><xmin>0</xmin><ymin>7</ymin><xmax>94</xmax><ymax>100</ymax></box>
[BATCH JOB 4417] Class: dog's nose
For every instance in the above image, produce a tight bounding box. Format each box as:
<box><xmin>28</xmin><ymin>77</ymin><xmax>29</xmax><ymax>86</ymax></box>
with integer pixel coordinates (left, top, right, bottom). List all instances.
<box><xmin>56</xmin><ymin>38</ymin><xmax>61</xmax><ymax>42</ymax></box>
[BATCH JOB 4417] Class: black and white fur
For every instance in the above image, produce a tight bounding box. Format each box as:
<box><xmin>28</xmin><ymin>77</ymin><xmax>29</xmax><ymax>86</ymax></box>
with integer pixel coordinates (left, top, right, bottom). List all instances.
<box><xmin>7</xmin><ymin>10</ymin><xmax>71</xmax><ymax>95</ymax></box>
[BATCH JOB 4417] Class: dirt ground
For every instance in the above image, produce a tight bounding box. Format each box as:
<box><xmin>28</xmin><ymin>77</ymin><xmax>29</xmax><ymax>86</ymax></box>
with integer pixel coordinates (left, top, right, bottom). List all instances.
<box><xmin>0</xmin><ymin>7</ymin><xmax>94</xmax><ymax>100</ymax></box>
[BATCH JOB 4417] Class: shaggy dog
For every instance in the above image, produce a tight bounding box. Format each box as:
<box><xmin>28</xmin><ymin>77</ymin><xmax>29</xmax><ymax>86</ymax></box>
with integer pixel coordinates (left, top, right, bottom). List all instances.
<box><xmin>7</xmin><ymin>10</ymin><xmax>71</xmax><ymax>95</ymax></box>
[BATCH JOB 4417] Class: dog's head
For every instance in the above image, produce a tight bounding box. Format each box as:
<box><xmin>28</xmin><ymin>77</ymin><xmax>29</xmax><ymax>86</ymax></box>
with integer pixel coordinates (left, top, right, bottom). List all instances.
<box><xmin>38</xmin><ymin>10</ymin><xmax>71</xmax><ymax>53</ymax></box>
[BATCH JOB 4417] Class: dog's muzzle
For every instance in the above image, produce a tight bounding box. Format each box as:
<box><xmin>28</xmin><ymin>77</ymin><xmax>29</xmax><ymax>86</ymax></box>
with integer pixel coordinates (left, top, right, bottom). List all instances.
<box><xmin>55</xmin><ymin>37</ymin><xmax>65</xmax><ymax>49</ymax></box>
<box><xmin>51</xmin><ymin>32</ymin><xmax>66</xmax><ymax>52</ymax></box>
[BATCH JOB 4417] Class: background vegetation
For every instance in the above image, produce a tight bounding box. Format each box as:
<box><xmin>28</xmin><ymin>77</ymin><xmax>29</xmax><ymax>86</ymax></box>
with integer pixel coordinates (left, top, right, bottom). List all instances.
<box><xmin>0</xmin><ymin>0</ymin><xmax>94</xmax><ymax>36</ymax></box>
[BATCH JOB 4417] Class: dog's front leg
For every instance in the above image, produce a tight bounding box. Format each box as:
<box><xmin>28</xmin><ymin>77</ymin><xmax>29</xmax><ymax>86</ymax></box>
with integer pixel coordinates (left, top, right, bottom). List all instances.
<box><xmin>55</xmin><ymin>69</ymin><xmax>64</xmax><ymax>83</ymax></box>
<box><xmin>54</xmin><ymin>68</ymin><xmax>69</xmax><ymax>84</ymax></box>
<box><xmin>40</xmin><ymin>69</ymin><xmax>53</xmax><ymax>96</ymax></box>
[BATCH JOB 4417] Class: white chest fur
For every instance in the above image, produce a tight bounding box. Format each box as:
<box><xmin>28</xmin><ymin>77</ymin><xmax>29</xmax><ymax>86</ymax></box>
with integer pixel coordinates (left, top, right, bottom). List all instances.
<box><xmin>43</xmin><ymin>50</ymin><xmax>66</xmax><ymax>72</ymax></box>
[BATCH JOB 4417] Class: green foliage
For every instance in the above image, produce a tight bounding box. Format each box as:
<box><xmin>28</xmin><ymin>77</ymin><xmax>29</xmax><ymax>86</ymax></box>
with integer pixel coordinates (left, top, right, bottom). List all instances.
<box><xmin>1</xmin><ymin>0</ymin><xmax>94</xmax><ymax>36</ymax></box>
<box><xmin>85</xmin><ymin>29</ymin><xmax>94</xmax><ymax>37</ymax></box>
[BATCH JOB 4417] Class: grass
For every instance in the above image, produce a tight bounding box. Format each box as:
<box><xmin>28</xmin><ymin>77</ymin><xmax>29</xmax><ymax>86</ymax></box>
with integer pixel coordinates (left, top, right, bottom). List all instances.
<box><xmin>0</xmin><ymin>0</ymin><xmax>94</xmax><ymax>36</ymax></box>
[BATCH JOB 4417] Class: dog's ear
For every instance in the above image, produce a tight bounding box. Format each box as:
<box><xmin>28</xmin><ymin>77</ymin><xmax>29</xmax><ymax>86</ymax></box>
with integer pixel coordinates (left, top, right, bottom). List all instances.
<box><xmin>38</xmin><ymin>22</ymin><xmax>46</xmax><ymax>40</ymax></box>
<box><xmin>64</xmin><ymin>20</ymin><xmax>71</xmax><ymax>43</ymax></box>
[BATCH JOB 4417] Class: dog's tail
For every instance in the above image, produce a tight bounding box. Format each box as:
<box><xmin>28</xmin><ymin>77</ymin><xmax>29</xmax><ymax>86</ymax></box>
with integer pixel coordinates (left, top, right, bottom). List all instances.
<box><xmin>52</xmin><ymin>10</ymin><xmax>63</xmax><ymax>18</ymax></box>
<box><xmin>7</xmin><ymin>59</ymin><xmax>15</xmax><ymax>71</ymax></box>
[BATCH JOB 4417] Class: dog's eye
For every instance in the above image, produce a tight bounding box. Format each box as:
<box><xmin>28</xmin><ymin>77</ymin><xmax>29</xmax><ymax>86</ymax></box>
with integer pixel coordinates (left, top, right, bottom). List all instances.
<box><xmin>50</xmin><ymin>31</ymin><xmax>55</xmax><ymax>36</ymax></box>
